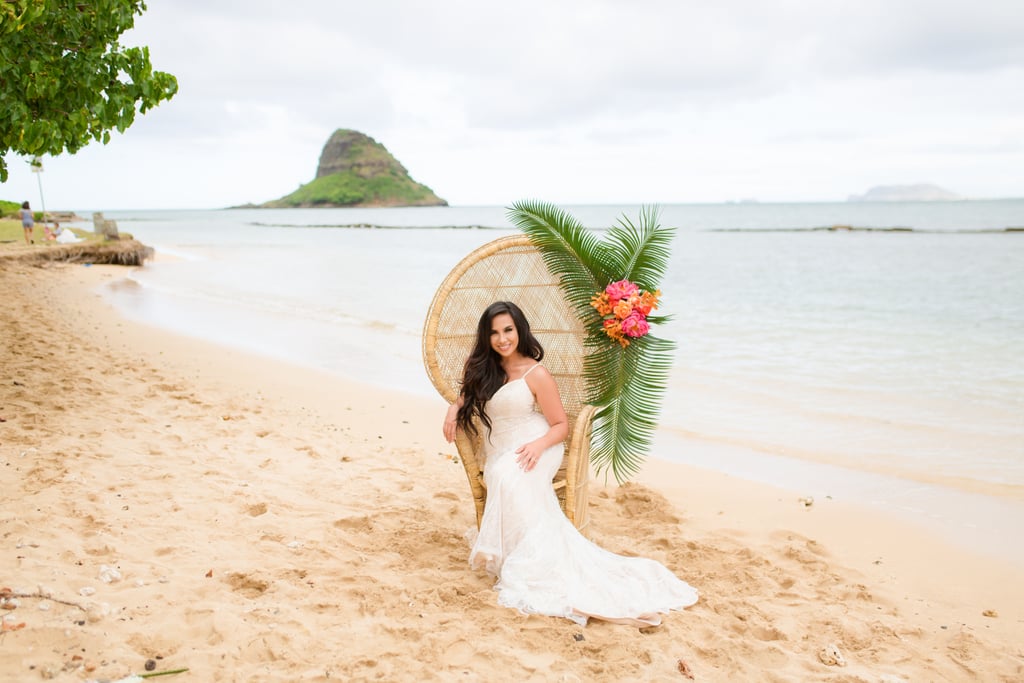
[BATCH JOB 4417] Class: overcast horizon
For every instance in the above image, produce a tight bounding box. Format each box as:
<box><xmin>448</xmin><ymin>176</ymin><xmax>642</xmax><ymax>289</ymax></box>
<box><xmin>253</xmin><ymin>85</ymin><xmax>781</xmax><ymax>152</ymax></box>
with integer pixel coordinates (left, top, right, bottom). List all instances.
<box><xmin>3</xmin><ymin>1</ymin><xmax>1023</xmax><ymax>211</ymax></box>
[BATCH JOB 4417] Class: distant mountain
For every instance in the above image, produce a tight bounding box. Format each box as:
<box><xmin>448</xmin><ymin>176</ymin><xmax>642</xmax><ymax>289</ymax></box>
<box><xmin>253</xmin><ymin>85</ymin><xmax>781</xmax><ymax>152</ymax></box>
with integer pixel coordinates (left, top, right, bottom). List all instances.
<box><xmin>847</xmin><ymin>184</ymin><xmax>962</xmax><ymax>202</ymax></box>
<box><xmin>262</xmin><ymin>129</ymin><xmax>447</xmax><ymax>208</ymax></box>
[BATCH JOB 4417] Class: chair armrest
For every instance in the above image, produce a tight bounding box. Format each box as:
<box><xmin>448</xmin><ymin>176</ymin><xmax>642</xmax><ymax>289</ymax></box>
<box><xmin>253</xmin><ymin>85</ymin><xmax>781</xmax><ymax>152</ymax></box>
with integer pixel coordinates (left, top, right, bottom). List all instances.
<box><xmin>563</xmin><ymin>404</ymin><xmax>598</xmax><ymax>529</ymax></box>
<box><xmin>454</xmin><ymin>429</ymin><xmax>487</xmax><ymax>529</ymax></box>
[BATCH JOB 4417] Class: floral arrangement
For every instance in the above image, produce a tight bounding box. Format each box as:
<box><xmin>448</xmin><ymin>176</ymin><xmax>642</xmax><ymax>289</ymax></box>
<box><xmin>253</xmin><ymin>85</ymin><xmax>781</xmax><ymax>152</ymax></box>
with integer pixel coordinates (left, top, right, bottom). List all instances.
<box><xmin>508</xmin><ymin>200</ymin><xmax>675</xmax><ymax>484</ymax></box>
<box><xmin>590</xmin><ymin>279</ymin><xmax>661</xmax><ymax>347</ymax></box>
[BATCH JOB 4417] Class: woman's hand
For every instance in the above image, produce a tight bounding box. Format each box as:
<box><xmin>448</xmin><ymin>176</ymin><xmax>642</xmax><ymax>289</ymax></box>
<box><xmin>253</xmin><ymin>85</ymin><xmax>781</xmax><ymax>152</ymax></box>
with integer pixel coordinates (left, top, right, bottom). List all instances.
<box><xmin>515</xmin><ymin>440</ymin><xmax>545</xmax><ymax>472</ymax></box>
<box><xmin>443</xmin><ymin>404</ymin><xmax>459</xmax><ymax>443</ymax></box>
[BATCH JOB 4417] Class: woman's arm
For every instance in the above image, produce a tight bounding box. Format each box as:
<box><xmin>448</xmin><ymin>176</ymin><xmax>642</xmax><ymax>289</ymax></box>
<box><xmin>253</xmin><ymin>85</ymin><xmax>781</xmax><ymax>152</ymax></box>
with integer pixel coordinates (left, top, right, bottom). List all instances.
<box><xmin>516</xmin><ymin>366</ymin><xmax>568</xmax><ymax>472</ymax></box>
<box><xmin>442</xmin><ymin>395</ymin><xmax>464</xmax><ymax>443</ymax></box>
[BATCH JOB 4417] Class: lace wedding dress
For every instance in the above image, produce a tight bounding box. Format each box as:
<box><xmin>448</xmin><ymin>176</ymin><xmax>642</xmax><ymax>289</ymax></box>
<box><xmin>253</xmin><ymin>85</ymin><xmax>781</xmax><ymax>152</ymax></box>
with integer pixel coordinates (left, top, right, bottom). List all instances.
<box><xmin>468</xmin><ymin>364</ymin><xmax>699</xmax><ymax>626</ymax></box>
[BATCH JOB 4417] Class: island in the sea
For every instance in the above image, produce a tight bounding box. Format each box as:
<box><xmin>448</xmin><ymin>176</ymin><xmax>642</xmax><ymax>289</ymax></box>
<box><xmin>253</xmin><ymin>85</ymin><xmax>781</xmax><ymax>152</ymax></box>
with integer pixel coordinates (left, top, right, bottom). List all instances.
<box><xmin>847</xmin><ymin>184</ymin><xmax>962</xmax><ymax>202</ymax></box>
<box><xmin>260</xmin><ymin>129</ymin><xmax>447</xmax><ymax>208</ymax></box>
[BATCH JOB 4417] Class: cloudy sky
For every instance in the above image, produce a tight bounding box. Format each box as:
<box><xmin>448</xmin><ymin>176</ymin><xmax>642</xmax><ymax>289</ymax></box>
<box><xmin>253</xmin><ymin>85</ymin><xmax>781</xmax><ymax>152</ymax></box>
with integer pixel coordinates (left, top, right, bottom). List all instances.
<box><xmin>3</xmin><ymin>0</ymin><xmax>1023</xmax><ymax>210</ymax></box>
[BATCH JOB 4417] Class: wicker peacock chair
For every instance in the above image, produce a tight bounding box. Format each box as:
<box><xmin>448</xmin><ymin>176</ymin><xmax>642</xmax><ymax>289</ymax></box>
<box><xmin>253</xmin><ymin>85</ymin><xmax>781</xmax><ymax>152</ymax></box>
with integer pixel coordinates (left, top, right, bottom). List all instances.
<box><xmin>423</xmin><ymin>235</ymin><xmax>596</xmax><ymax>530</ymax></box>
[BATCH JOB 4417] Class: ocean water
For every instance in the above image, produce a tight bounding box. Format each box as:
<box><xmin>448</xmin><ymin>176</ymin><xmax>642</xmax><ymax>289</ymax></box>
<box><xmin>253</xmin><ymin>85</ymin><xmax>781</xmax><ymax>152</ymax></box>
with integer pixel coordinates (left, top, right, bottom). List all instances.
<box><xmin>91</xmin><ymin>201</ymin><xmax>1024</xmax><ymax>563</ymax></box>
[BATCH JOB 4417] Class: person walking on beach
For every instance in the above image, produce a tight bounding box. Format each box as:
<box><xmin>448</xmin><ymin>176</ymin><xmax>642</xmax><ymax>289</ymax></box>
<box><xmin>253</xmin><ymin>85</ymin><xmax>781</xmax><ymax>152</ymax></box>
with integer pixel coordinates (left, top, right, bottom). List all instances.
<box><xmin>442</xmin><ymin>301</ymin><xmax>698</xmax><ymax>626</ymax></box>
<box><xmin>19</xmin><ymin>201</ymin><xmax>34</xmax><ymax>245</ymax></box>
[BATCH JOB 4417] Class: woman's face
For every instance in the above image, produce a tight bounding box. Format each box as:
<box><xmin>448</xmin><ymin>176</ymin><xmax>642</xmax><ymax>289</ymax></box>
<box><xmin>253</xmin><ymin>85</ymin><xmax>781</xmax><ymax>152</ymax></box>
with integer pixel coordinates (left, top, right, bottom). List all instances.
<box><xmin>489</xmin><ymin>313</ymin><xmax>519</xmax><ymax>359</ymax></box>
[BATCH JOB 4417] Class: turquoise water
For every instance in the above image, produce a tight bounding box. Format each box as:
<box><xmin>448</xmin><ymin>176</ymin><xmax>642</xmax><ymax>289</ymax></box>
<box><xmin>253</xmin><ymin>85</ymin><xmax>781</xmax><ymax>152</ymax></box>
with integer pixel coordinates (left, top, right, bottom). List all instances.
<box><xmin>92</xmin><ymin>201</ymin><xmax>1024</xmax><ymax>562</ymax></box>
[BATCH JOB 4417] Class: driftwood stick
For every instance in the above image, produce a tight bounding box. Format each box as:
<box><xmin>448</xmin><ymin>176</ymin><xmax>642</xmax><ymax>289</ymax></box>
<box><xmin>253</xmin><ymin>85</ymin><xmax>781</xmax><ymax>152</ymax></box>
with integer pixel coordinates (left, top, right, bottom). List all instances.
<box><xmin>140</xmin><ymin>668</ymin><xmax>190</xmax><ymax>679</ymax></box>
<box><xmin>5</xmin><ymin>589</ymin><xmax>88</xmax><ymax>612</ymax></box>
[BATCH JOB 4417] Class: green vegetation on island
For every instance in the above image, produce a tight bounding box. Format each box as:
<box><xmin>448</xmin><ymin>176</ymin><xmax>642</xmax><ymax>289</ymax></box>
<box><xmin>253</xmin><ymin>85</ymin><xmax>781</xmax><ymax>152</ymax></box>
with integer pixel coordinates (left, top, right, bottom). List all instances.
<box><xmin>262</xmin><ymin>129</ymin><xmax>447</xmax><ymax>208</ymax></box>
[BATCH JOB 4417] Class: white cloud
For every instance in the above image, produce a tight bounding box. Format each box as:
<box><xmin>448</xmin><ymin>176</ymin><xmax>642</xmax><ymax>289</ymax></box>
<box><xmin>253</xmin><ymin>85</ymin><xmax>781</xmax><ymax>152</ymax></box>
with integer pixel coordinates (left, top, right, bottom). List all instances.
<box><xmin>3</xmin><ymin>0</ymin><xmax>1022</xmax><ymax>209</ymax></box>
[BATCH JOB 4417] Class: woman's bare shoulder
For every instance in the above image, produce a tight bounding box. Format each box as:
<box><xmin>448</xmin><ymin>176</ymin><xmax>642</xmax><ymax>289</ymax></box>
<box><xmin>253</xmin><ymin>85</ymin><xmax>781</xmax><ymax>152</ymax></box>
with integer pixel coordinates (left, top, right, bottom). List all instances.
<box><xmin>521</xmin><ymin>362</ymin><xmax>555</xmax><ymax>386</ymax></box>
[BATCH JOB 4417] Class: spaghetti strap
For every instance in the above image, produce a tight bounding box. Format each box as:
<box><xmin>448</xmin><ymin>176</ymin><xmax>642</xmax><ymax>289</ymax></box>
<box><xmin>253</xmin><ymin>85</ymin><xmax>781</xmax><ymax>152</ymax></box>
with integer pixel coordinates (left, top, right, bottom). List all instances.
<box><xmin>521</xmin><ymin>363</ymin><xmax>542</xmax><ymax>379</ymax></box>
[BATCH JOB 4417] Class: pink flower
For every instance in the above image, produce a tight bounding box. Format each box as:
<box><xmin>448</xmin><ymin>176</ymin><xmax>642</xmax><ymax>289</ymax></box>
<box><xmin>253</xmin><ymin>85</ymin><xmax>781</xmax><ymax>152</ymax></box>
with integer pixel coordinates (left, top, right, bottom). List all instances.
<box><xmin>593</xmin><ymin>279</ymin><xmax>661</xmax><ymax>346</ymax></box>
<box><xmin>605</xmin><ymin>279</ymin><xmax>639</xmax><ymax>304</ymax></box>
<box><xmin>620</xmin><ymin>312</ymin><xmax>650</xmax><ymax>338</ymax></box>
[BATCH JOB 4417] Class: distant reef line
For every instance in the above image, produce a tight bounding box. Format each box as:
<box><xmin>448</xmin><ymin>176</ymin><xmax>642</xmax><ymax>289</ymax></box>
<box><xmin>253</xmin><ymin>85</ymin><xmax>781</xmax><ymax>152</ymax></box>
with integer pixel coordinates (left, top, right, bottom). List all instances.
<box><xmin>710</xmin><ymin>225</ymin><xmax>1024</xmax><ymax>233</ymax></box>
<box><xmin>245</xmin><ymin>221</ymin><xmax>504</xmax><ymax>230</ymax></box>
<box><xmin>242</xmin><ymin>221</ymin><xmax>1024</xmax><ymax>233</ymax></box>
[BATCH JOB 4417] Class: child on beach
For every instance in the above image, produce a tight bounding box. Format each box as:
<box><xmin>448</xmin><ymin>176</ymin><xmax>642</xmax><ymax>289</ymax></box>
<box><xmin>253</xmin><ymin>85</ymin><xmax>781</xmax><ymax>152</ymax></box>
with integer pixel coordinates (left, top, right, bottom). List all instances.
<box><xmin>19</xmin><ymin>201</ymin><xmax>34</xmax><ymax>245</ymax></box>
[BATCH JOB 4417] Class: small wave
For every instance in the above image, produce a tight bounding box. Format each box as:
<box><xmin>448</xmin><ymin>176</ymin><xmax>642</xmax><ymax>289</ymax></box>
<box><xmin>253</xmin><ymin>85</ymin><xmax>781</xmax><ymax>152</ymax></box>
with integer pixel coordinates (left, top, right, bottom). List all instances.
<box><xmin>365</xmin><ymin>319</ymin><xmax>398</xmax><ymax>331</ymax></box>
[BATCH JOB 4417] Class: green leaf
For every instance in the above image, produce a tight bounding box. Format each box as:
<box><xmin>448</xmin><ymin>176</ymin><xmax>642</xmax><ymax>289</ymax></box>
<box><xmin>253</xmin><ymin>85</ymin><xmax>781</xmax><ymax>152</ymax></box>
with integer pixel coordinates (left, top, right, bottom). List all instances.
<box><xmin>508</xmin><ymin>201</ymin><xmax>678</xmax><ymax>483</ymax></box>
<box><xmin>0</xmin><ymin>0</ymin><xmax>176</xmax><ymax>172</ymax></box>
<box><xmin>507</xmin><ymin>200</ymin><xmax>610</xmax><ymax>322</ymax></box>
<box><xmin>603</xmin><ymin>206</ymin><xmax>675</xmax><ymax>292</ymax></box>
<box><xmin>588</xmin><ymin>335</ymin><xmax>676</xmax><ymax>481</ymax></box>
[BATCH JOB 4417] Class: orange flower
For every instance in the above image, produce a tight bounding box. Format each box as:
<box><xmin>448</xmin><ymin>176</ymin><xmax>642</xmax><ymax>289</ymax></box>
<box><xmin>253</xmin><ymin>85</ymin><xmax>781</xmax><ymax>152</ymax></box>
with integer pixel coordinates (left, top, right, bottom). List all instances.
<box><xmin>613</xmin><ymin>298</ymin><xmax>634</xmax><ymax>320</ymax></box>
<box><xmin>636</xmin><ymin>290</ymin><xmax>660</xmax><ymax>316</ymax></box>
<box><xmin>590</xmin><ymin>292</ymin><xmax>613</xmax><ymax>316</ymax></box>
<box><xmin>602</xmin><ymin>319</ymin><xmax>631</xmax><ymax>347</ymax></box>
<box><xmin>593</xmin><ymin>280</ymin><xmax>660</xmax><ymax>347</ymax></box>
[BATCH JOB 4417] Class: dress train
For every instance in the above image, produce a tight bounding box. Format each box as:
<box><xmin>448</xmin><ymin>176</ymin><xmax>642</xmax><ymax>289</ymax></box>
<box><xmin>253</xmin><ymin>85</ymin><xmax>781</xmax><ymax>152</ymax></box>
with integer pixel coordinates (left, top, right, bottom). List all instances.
<box><xmin>468</xmin><ymin>366</ymin><xmax>698</xmax><ymax>625</ymax></box>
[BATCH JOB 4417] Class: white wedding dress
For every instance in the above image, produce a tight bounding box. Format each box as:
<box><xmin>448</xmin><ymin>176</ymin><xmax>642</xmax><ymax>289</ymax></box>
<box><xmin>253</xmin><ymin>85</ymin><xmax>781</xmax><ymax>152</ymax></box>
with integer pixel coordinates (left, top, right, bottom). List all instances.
<box><xmin>468</xmin><ymin>364</ymin><xmax>699</xmax><ymax>626</ymax></box>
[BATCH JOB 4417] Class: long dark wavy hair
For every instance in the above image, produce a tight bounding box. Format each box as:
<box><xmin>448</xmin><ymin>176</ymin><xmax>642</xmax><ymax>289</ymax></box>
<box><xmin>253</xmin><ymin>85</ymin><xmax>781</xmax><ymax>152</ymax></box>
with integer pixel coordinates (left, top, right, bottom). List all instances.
<box><xmin>456</xmin><ymin>301</ymin><xmax>544</xmax><ymax>437</ymax></box>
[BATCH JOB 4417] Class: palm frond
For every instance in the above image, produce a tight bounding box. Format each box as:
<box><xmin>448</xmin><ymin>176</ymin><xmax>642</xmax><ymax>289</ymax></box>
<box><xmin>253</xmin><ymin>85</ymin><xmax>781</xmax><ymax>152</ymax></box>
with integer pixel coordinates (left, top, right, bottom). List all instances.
<box><xmin>510</xmin><ymin>201</ymin><xmax>678</xmax><ymax>484</ymax></box>
<box><xmin>507</xmin><ymin>200</ymin><xmax>609</xmax><ymax>319</ymax></box>
<box><xmin>602</xmin><ymin>205</ymin><xmax>675</xmax><ymax>292</ymax></box>
<box><xmin>586</xmin><ymin>335</ymin><xmax>676</xmax><ymax>482</ymax></box>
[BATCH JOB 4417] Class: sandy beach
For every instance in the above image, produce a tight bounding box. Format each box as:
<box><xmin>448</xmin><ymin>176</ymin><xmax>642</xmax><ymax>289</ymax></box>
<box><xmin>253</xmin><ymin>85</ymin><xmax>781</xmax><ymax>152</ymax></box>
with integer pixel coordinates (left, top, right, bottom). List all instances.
<box><xmin>1</xmin><ymin>260</ymin><xmax>1022</xmax><ymax>682</ymax></box>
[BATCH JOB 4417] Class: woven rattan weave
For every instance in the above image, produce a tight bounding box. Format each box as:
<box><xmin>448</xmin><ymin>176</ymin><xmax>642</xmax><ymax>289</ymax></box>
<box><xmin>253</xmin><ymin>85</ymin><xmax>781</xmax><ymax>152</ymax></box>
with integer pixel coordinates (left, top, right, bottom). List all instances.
<box><xmin>423</xmin><ymin>235</ymin><xmax>594</xmax><ymax>529</ymax></box>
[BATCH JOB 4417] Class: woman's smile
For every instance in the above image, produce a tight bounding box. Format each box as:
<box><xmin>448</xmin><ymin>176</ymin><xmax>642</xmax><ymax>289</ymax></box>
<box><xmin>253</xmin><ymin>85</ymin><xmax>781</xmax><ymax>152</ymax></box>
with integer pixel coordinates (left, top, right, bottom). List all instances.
<box><xmin>490</xmin><ymin>313</ymin><xmax>519</xmax><ymax>358</ymax></box>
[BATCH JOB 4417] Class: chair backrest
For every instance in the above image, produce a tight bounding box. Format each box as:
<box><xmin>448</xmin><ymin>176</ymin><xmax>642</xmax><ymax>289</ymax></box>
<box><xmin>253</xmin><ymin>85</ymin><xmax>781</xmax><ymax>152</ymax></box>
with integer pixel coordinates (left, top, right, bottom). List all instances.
<box><xmin>423</xmin><ymin>235</ymin><xmax>588</xmax><ymax>431</ymax></box>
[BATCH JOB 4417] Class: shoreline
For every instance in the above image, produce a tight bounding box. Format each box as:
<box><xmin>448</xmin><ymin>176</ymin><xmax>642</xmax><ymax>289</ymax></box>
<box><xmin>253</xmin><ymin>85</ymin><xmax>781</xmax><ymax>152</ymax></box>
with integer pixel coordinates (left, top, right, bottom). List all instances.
<box><xmin>96</xmin><ymin>254</ymin><xmax>1024</xmax><ymax>570</ymax></box>
<box><xmin>2</xmin><ymin>261</ymin><xmax>1022</xmax><ymax>680</ymax></box>
<box><xmin>653</xmin><ymin>431</ymin><xmax>1024</xmax><ymax>569</ymax></box>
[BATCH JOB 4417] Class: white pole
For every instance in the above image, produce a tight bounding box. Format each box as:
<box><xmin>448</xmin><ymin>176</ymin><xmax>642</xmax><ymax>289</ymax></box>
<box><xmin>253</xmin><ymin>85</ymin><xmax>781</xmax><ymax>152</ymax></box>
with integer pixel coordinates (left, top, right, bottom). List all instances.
<box><xmin>30</xmin><ymin>157</ymin><xmax>48</xmax><ymax>229</ymax></box>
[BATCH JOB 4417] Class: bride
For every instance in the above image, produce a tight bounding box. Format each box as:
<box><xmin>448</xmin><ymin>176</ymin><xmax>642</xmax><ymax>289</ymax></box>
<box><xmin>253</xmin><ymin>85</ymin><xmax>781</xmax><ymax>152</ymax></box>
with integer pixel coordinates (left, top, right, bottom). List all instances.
<box><xmin>443</xmin><ymin>301</ymin><xmax>698</xmax><ymax>626</ymax></box>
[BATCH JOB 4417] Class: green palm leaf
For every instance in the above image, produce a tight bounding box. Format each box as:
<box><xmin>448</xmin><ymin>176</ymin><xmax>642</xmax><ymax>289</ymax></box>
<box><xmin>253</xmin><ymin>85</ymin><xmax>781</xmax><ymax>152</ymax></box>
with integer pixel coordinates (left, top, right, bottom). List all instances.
<box><xmin>587</xmin><ymin>335</ymin><xmax>676</xmax><ymax>481</ymax></box>
<box><xmin>508</xmin><ymin>201</ymin><xmax>677</xmax><ymax>483</ymax></box>
<box><xmin>507</xmin><ymin>200</ymin><xmax>609</xmax><ymax>320</ymax></box>
<box><xmin>603</xmin><ymin>205</ymin><xmax>675</xmax><ymax>291</ymax></box>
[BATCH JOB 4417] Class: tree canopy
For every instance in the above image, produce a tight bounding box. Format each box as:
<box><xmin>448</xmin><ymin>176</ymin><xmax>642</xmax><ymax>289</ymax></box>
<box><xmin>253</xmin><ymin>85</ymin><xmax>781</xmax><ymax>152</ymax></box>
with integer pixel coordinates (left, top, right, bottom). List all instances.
<box><xmin>0</xmin><ymin>0</ymin><xmax>178</xmax><ymax>181</ymax></box>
